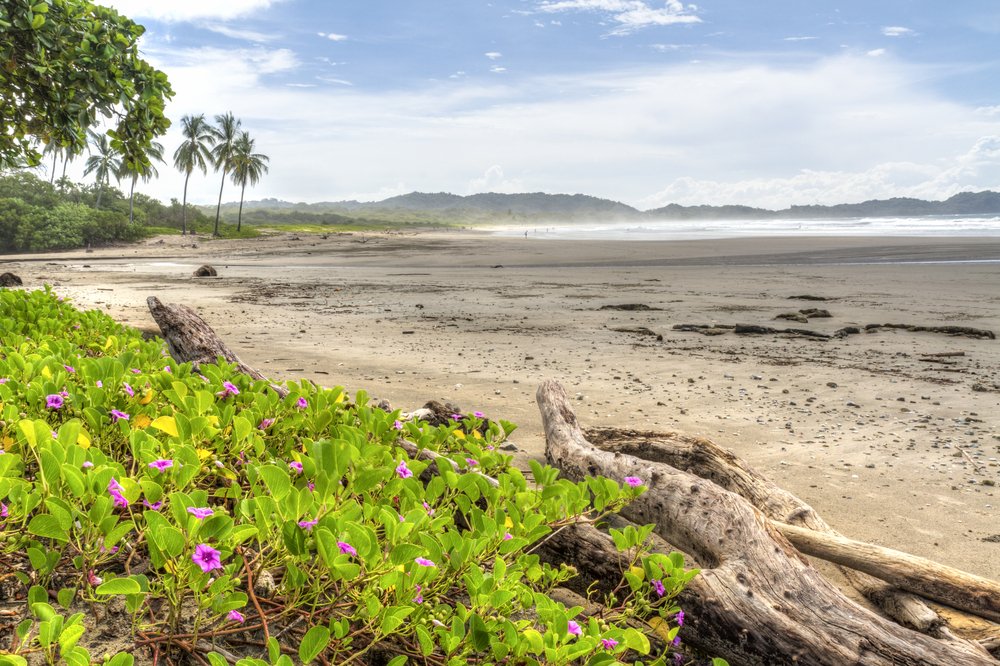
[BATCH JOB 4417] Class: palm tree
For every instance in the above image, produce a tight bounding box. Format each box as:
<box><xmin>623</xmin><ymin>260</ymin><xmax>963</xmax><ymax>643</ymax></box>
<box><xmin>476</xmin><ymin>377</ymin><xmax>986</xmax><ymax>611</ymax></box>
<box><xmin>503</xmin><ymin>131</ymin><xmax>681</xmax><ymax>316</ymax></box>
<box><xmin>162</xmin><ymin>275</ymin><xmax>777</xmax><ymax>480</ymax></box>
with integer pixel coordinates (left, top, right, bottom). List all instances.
<box><xmin>172</xmin><ymin>114</ymin><xmax>215</xmax><ymax>235</ymax></box>
<box><xmin>43</xmin><ymin>141</ymin><xmax>62</xmax><ymax>184</ymax></box>
<box><xmin>209</xmin><ymin>112</ymin><xmax>241</xmax><ymax>236</ymax></box>
<box><xmin>117</xmin><ymin>140</ymin><xmax>164</xmax><ymax>224</ymax></box>
<box><xmin>83</xmin><ymin>132</ymin><xmax>121</xmax><ymax>209</ymax></box>
<box><xmin>229</xmin><ymin>132</ymin><xmax>270</xmax><ymax>232</ymax></box>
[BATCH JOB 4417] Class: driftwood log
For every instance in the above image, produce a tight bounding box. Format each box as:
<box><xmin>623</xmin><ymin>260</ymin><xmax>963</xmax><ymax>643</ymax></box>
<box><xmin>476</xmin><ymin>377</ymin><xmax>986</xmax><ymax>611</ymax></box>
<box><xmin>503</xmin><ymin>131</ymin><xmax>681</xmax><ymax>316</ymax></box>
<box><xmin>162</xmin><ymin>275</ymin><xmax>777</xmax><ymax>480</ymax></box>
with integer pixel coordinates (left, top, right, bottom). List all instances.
<box><xmin>146</xmin><ymin>297</ymin><xmax>288</xmax><ymax>397</ymax></box>
<box><xmin>537</xmin><ymin>379</ymin><xmax>998</xmax><ymax>666</ymax></box>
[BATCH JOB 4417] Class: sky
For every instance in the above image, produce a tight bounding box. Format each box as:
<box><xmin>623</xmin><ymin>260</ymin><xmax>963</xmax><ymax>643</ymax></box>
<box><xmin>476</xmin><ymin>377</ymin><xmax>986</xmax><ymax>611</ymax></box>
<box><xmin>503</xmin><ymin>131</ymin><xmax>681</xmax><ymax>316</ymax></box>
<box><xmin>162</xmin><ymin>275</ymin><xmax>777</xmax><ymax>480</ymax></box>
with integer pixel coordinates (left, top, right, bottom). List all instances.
<box><xmin>77</xmin><ymin>0</ymin><xmax>1000</xmax><ymax>210</ymax></box>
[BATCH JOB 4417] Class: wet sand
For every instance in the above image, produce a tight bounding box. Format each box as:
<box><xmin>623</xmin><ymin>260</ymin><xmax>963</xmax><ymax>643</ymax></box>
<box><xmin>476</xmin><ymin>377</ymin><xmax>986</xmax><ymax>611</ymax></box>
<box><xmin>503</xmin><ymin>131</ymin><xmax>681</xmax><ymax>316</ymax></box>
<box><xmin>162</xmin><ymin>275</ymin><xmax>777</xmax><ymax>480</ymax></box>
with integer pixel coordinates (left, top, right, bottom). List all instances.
<box><xmin>3</xmin><ymin>231</ymin><xmax>999</xmax><ymax>580</ymax></box>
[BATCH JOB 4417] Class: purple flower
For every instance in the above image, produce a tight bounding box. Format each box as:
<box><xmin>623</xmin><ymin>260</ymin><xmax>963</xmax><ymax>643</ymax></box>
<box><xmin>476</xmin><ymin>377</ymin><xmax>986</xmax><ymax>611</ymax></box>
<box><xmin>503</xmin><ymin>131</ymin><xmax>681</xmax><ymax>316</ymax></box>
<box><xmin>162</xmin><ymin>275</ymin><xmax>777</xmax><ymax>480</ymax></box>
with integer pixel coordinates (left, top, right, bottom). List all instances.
<box><xmin>450</xmin><ymin>413</ymin><xmax>462</xmax><ymax>422</ymax></box>
<box><xmin>192</xmin><ymin>544</ymin><xmax>223</xmax><ymax>573</ymax></box>
<box><xmin>0</xmin><ymin>378</ymin><xmax>8</xmax><ymax>384</ymax></box>
<box><xmin>59</xmin><ymin>389</ymin><xmax>69</xmax><ymax>398</ymax></box>
<box><xmin>46</xmin><ymin>394</ymin><xmax>64</xmax><ymax>409</ymax></box>
<box><xmin>415</xmin><ymin>557</ymin><xmax>435</xmax><ymax>567</ymax></box>
<box><xmin>82</xmin><ymin>461</ymin><xmax>94</xmax><ymax>469</ymax></box>
<box><xmin>187</xmin><ymin>507</ymin><xmax>214</xmax><ymax>519</ymax></box>
<box><xmin>143</xmin><ymin>500</ymin><xmax>163</xmax><ymax>510</ymax></box>
<box><xmin>64</xmin><ymin>364</ymin><xmax>75</xmax><ymax>374</ymax></box>
<box><xmin>473</xmin><ymin>411</ymin><xmax>484</xmax><ymax>418</ymax></box>
<box><xmin>123</xmin><ymin>382</ymin><xmax>134</xmax><ymax>397</ymax></box>
<box><xmin>95</xmin><ymin>380</ymin><xmax>103</xmax><ymax>388</ymax></box>
<box><xmin>108</xmin><ymin>478</ymin><xmax>128</xmax><ymax>508</ymax></box>
<box><xmin>0</xmin><ymin>502</ymin><xmax>7</xmax><ymax>519</ymax></box>
<box><xmin>672</xmin><ymin>636</ymin><xmax>681</xmax><ymax>647</ymax></box>
<box><xmin>337</xmin><ymin>541</ymin><xmax>357</xmax><ymax>556</ymax></box>
<box><xmin>395</xmin><ymin>461</ymin><xmax>412</xmax><ymax>479</ymax></box>
<box><xmin>465</xmin><ymin>458</ymin><xmax>478</xmax><ymax>467</ymax></box>
<box><xmin>296</xmin><ymin>397</ymin><xmax>308</xmax><ymax>409</ymax></box>
<box><xmin>414</xmin><ymin>584</ymin><xmax>423</xmax><ymax>604</ymax></box>
<box><xmin>652</xmin><ymin>579</ymin><xmax>665</xmax><ymax>597</ymax></box>
<box><xmin>307</xmin><ymin>482</ymin><xmax>315</xmax><ymax>492</ymax></box>
<box><xmin>258</xmin><ymin>418</ymin><xmax>275</xmax><ymax>430</ymax></box>
<box><xmin>674</xmin><ymin>654</ymin><xmax>685</xmax><ymax>665</ymax></box>
<box><xmin>217</xmin><ymin>381</ymin><xmax>240</xmax><ymax>398</ymax></box>
<box><xmin>131</xmin><ymin>368</ymin><xmax>141</xmax><ymax>375</ymax></box>
<box><xmin>393</xmin><ymin>420</ymin><xmax>403</xmax><ymax>430</ymax></box>
<box><xmin>676</xmin><ymin>610</ymin><xmax>684</xmax><ymax>627</ymax></box>
<box><xmin>110</xmin><ymin>409</ymin><xmax>129</xmax><ymax>423</ymax></box>
<box><xmin>88</xmin><ymin>570</ymin><xmax>102</xmax><ymax>586</ymax></box>
<box><xmin>148</xmin><ymin>459</ymin><xmax>173</xmax><ymax>471</ymax></box>
<box><xmin>503</xmin><ymin>532</ymin><xmax>513</xmax><ymax>541</ymax></box>
<box><xmin>298</xmin><ymin>519</ymin><xmax>318</xmax><ymax>531</ymax></box>
<box><xmin>228</xmin><ymin>610</ymin><xmax>245</xmax><ymax>623</ymax></box>
<box><xmin>199</xmin><ymin>374</ymin><xmax>210</xmax><ymax>383</ymax></box>
<box><xmin>164</xmin><ymin>366</ymin><xmax>171</xmax><ymax>374</ymax></box>
<box><xmin>288</xmin><ymin>461</ymin><xmax>303</xmax><ymax>474</ymax></box>
<box><xmin>601</xmin><ymin>638</ymin><xmax>618</xmax><ymax>650</ymax></box>
<box><xmin>567</xmin><ymin>620</ymin><xmax>582</xmax><ymax>636</ymax></box>
<box><xmin>422</xmin><ymin>501</ymin><xmax>435</xmax><ymax>516</ymax></box>
<box><xmin>624</xmin><ymin>476</ymin><xmax>643</xmax><ymax>488</ymax></box>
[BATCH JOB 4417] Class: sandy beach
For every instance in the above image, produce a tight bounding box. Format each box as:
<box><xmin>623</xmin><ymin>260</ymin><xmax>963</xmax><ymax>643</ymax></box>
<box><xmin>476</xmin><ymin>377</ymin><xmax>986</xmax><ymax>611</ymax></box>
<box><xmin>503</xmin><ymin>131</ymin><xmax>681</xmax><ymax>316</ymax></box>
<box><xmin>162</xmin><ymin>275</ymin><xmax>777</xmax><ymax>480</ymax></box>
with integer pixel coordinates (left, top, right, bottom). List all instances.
<box><xmin>3</xmin><ymin>230</ymin><xmax>998</xmax><ymax>582</ymax></box>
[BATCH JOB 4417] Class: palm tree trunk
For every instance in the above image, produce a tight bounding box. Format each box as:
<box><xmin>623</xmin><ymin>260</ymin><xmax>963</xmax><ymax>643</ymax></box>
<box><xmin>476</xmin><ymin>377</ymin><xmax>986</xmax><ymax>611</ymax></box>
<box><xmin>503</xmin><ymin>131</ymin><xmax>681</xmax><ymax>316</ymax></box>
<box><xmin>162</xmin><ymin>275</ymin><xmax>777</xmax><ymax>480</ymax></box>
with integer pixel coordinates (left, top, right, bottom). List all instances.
<box><xmin>61</xmin><ymin>156</ymin><xmax>69</xmax><ymax>182</ymax></box>
<box><xmin>129</xmin><ymin>175</ymin><xmax>136</xmax><ymax>224</ymax></box>
<box><xmin>50</xmin><ymin>150</ymin><xmax>58</xmax><ymax>184</ymax></box>
<box><xmin>214</xmin><ymin>170</ymin><xmax>227</xmax><ymax>237</ymax></box>
<box><xmin>181</xmin><ymin>171</ymin><xmax>191</xmax><ymax>235</ymax></box>
<box><xmin>96</xmin><ymin>182</ymin><xmax>104</xmax><ymax>209</ymax></box>
<box><xmin>237</xmin><ymin>181</ymin><xmax>247</xmax><ymax>232</ymax></box>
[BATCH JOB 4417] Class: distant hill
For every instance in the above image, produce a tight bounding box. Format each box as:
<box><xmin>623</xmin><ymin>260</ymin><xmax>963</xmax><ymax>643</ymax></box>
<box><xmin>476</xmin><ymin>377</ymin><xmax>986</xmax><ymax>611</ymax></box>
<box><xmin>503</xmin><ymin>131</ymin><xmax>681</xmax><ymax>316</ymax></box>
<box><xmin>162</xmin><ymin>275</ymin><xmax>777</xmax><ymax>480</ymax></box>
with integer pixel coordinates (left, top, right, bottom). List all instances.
<box><xmin>207</xmin><ymin>190</ymin><xmax>1000</xmax><ymax>226</ymax></box>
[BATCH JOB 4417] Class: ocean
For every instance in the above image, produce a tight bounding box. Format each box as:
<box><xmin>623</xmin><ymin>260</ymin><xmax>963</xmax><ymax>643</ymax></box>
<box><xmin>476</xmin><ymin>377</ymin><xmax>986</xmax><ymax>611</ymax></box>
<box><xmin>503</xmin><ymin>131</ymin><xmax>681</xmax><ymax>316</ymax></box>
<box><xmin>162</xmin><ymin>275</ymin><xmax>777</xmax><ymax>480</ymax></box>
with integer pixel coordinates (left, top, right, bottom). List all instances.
<box><xmin>490</xmin><ymin>214</ymin><xmax>1000</xmax><ymax>241</ymax></box>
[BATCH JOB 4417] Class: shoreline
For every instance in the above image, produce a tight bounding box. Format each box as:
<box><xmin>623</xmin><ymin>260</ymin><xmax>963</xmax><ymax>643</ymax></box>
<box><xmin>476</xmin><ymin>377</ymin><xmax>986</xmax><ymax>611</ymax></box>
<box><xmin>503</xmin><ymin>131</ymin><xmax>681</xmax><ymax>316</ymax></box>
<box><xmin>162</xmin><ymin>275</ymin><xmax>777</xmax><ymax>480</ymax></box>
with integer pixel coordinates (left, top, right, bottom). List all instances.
<box><xmin>2</xmin><ymin>231</ymin><xmax>998</xmax><ymax>581</ymax></box>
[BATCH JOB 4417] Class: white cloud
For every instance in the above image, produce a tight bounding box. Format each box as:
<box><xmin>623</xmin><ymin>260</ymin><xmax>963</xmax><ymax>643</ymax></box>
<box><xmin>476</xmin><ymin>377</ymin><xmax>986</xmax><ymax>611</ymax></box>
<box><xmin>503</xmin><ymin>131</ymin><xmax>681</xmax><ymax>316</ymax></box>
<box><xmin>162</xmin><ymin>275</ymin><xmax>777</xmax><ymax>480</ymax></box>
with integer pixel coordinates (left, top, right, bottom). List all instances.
<box><xmin>536</xmin><ymin>0</ymin><xmax>700</xmax><ymax>35</ymax></box>
<box><xmin>86</xmin><ymin>44</ymin><xmax>1000</xmax><ymax>210</ymax></box>
<box><xmin>490</xmin><ymin>66</ymin><xmax>508</xmax><ymax>73</ymax></box>
<box><xmin>96</xmin><ymin>0</ymin><xmax>281</xmax><ymax>22</ymax></box>
<box><xmin>205</xmin><ymin>24</ymin><xmax>275</xmax><ymax>42</ymax></box>
<box><xmin>485</xmin><ymin>51</ymin><xmax>503</xmax><ymax>60</ymax></box>
<box><xmin>784</xmin><ymin>36</ymin><xmax>817</xmax><ymax>42</ymax></box>
<box><xmin>317</xmin><ymin>32</ymin><xmax>348</xmax><ymax>41</ymax></box>
<box><xmin>882</xmin><ymin>26</ymin><xmax>915</xmax><ymax>37</ymax></box>
<box><xmin>468</xmin><ymin>166</ymin><xmax>524</xmax><ymax>194</ymax></box>
<box><xmin>867</xmin><ymin>48</ymin><xmax>887</xmax><ymax>57</ymax></box>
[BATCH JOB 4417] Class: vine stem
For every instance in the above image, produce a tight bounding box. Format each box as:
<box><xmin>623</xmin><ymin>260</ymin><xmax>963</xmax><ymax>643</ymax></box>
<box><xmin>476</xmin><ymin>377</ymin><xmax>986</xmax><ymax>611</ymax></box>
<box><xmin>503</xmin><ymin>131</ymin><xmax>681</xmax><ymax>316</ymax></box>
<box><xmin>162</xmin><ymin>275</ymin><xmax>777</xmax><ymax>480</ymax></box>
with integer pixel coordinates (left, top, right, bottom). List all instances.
<box><xmin>237</xmin><ymin>546</ymin><xmax>271</xmax><ymax>644</ymax></box>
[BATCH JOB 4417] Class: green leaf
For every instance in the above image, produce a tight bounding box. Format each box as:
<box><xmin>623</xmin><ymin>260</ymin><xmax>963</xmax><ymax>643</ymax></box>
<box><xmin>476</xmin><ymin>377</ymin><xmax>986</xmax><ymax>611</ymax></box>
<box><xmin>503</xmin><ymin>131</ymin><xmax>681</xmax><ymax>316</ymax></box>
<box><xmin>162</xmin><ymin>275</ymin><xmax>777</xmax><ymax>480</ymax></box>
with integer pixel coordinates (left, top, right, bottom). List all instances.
<box><xmin>95</xmin><ymin>578</ymin><xmax>142</xmax><ymax>596</ymax></box>
<box><xmin>105</xmin><ymin>653</ymin><xmax>135</xmax><ymax>666</ymax></box>
<box><xmin>299</xmin><ymin>625</ymin><xmax>331</xmax><ymax>664</ymax></box>
<box><xmin>27</xmin><ymin>514</ymin><xmax>69</xmax><ymax>543</ymax></box>
<box><xmin>57</xmin><ymin>587</ymin><xmax>75</xmax><ymax>609</ymax></box>
<box><xmin>379</xmin><ymin>606</ymin><xmax>414</xmax><ymax>635</ymax></box>
<box><xmin>31</xmin><ymin>13</ymin><xmax>45</xmax><ymax>29</ymax></box>
<box><xmin>385</xmin><ymin>657</ymin><xmax>407</xmax><ymax>666</ymax></box>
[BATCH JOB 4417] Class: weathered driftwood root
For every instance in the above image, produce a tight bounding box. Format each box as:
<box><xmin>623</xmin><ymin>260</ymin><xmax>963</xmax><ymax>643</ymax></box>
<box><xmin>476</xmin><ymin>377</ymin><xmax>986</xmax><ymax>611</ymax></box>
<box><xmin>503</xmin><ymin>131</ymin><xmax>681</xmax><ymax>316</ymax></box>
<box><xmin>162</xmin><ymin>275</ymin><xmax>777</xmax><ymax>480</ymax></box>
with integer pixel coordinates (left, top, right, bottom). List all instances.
<box><xmin>537</xmin><ymin>380</ymin><xmax>998</xmax><ymax>666</ymax></box>
<box><xmin>584</xmin><ymin>427</ymin><xmax>942</xmax><ymax>633</ymax></box>
<box><xmin>146</xmin><ymin>296</ymin><xmax>289</xmax><ymax>397</ymax></box>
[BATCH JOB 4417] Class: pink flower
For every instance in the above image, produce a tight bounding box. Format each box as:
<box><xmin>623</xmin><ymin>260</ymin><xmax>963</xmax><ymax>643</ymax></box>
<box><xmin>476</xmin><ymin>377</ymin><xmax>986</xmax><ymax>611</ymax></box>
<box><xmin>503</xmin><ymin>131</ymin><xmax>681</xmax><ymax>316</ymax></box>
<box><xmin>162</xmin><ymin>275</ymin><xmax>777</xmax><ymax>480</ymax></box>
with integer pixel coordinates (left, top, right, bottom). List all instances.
<box><xmin>164</xmin><ymin>366</ymin><xmax>171</xmax><ymax>374</ymax></box>
<box><xmin>624</xmin><ymin>476</ymin><xmax>643</xmax><ymax>488</ymax></box>
<box><xmin>393</xmin><ymin>420</ymin><xmax>403</xmax><ymax>430</ymax></box>
<box><xmin>82</xmin><ymin>461</ymin><xmax>94</xmax><ymax>469</ymax></box>
<box><xmin>450</xmin><ymin>413</ymin><xmax>462</xmax><ymax>422</ymax></box>
<box><xmin>64</xmin><ymin>364</ymin><xmax>76</xmax><ymax>374</ymax></box>
<box><xmin>288</xmin><ymin>461</ymin><xmax>303</xmax><ymax>474</ymax></box>
<box><xmin>652</xmin><ymin>579</ymin><xmax>665</xmax><ymax>597</ymax></box>
<box><xmin>192</xmin><ymin>544</ymin><xmax>223</xmax><ymax>573</ymax></box>
<box><xmin>46</xmin><ymin>394</ymin><xmax>64</xmax><ymax>409</ymax></box>
<box><xmin>601</xmin><ymin>638</ymin><xmax>619</xmax><ymax>650</ymax></box>
<box><xmin>88</xmin><ymin>570</ymin><xmax>102</xmax><ymax>586</ymax></box>
<box><xmin>567</xmin><ymin>620</ymin><xmax>582</xmax><ymax>636</ymax></box>
<box><xmin>258</xmin><ymin>418</ymin><xmax>275</xmax><ymax>430</ymax></box>
<box><xmin>228</xmin><ymin>610</ymin><xmax>245</xmax><ymax>623</ymax></box>
<box><xmin>123</xmin><ymin>382</ymin><xmax>134</xmax><ymax>397</ymax></box>
<box><xmin>143</xmin><ymin>500</ymin><xmax>163</xmax><ymax>510</ymax></box>
<box><xmin>395</xmin><ymin>461</ymin><xmax>412</xmax><ymax>479</ymax></box>
<box><xmin>296</xmin><ymin>397</ymin><xmax>308</xmax><ymax>409</ymax></box>
<box><xmin>148</xmin><ymin>459</ymin><xmax>173</xmax><ymax>471</ymax></box>
<box><xmin>414</xmin><ymin>584</ymin><xmax>423</xmax><ymax>604</ymax></box>
<box><xmin>108</xmin><ymin>478</ymin><xmax>128</xmax><ymax>508</ymax></box>
<box><xmin>465</xmin><ymin>458</ymin><xmax>478</xmax><ymax>467</ymax></box>
<box><xmin>676</xmin><ymin>610</ymin><xmax>684</xmax><ymax>627</ymax></box>
<box><xmin>110</xmin><ymin>409</ymin><xmax>129</xmax><ymax>422</ymax></box>
<box><xmin>473</xmin><ymin>411</ymin><xmax>484</xmax><ymax>418</ymax></box>
<box><xmin>217</xmin><ymin>381</ymin><xmax>240</xmax><ymax>398</ymax></box>
<box><xmin>0</xmin><ymin>502</ymin><xmax>7</xmax><ymax>519</ymax></box>
<box><xmin>422</xmin><ymin>501</ymin><xmax>435</xmax><ymax>516</ymax></box>
<box><xmin>187</xmin><ymin>507</ymin><xmax>214</xmax><ymax>519</ymax></box>
<box><xmin>130</xmin><ymin>368</ymin><xmax>141</xmax><ymax>375</ymax></box>
<box><xmin>415</xmin><ymin>557</ymin><xmax>435</xmax><ymax>567</ymax></box>
<box><xmin>298</xmin><ymin>519</ymin><xmax>318</xmax><ymax>531</ymax></box>
<box><xmin>337</xmin><ymin>541</ymin><xmax>357</xmax><ymax>556</ymax></box>
<box><xmin>503</xmin><ymin>532</ymin><xmax>513</xmax><ymax>541</ymax></box>
<box><xmin>95</xmin><ymin>380</ymin><xmax>103</xmax><ymax>388</ymax></box>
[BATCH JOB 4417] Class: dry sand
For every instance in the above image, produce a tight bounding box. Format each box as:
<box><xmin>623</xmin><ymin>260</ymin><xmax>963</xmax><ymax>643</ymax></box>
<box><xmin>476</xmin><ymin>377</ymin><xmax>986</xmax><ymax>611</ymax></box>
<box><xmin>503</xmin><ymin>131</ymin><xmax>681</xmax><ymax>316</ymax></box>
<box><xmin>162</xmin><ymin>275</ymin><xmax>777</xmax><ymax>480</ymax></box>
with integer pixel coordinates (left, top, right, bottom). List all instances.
<box><xmin>3</xmin><ymin>230</ymin><xmax>999</xmax><ymax>581</ymax></box>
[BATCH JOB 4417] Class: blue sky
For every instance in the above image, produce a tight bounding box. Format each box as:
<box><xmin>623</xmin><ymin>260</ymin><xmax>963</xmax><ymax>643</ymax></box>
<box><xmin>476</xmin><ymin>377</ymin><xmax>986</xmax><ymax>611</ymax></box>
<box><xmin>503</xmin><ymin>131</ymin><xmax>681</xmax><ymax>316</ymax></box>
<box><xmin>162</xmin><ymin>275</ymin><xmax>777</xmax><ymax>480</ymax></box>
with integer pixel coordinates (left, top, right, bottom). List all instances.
<box><xmin>86</xmin><ymin>0</ymin><xmax>1000</xmax><ymax>209</ymax></box>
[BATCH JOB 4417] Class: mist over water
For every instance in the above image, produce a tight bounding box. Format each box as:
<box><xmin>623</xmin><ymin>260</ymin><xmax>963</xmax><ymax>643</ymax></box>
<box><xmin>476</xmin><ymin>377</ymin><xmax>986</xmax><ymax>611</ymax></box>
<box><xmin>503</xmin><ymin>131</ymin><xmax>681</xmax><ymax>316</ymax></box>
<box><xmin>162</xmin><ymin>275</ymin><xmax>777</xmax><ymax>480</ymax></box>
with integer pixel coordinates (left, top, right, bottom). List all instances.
<box><xmin>491</xmin><ymin>215</ymin><xmax>1000</xmax><ymax>241</ymax></box>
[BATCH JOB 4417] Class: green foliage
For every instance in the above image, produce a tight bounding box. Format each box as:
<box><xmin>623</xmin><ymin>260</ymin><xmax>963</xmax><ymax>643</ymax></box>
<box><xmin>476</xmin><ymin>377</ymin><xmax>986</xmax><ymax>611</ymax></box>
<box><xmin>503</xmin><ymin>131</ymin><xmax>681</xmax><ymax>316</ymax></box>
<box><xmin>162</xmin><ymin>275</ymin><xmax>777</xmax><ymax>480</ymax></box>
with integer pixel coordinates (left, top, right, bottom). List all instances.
<box><xmin>0</xmin><ymin>288</ymin><xmax>703</xmax><ymax>665</ymax></box>
<box><xmin>0</xmin><ymin>0</ymin><xmax>173</xmax><ymax>170</ymax></box>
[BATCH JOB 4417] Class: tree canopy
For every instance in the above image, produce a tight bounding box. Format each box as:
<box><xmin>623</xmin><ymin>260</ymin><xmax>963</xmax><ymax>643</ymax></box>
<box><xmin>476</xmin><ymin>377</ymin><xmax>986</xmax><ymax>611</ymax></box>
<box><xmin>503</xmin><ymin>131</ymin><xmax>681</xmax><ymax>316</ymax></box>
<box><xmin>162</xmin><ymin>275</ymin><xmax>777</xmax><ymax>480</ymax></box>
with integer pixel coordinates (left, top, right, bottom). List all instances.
<box><xmin>0</xmin><ymin>0</ymin><xmax>173</xmax><ymax>171</ymax></box>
